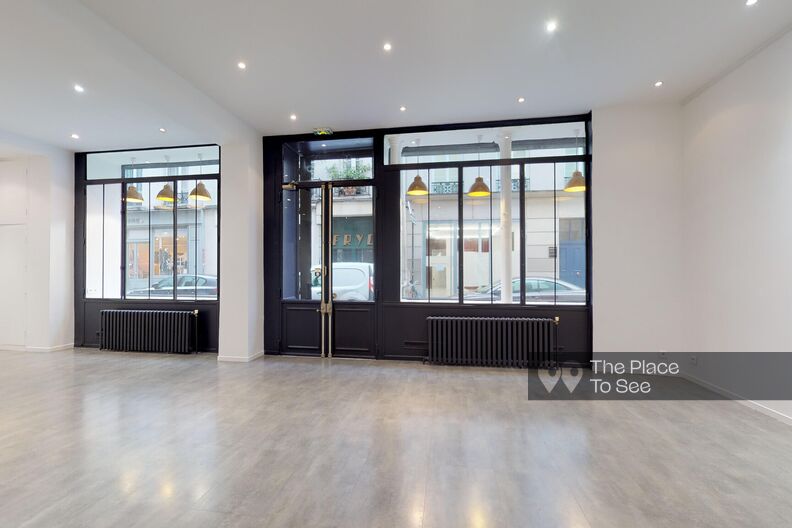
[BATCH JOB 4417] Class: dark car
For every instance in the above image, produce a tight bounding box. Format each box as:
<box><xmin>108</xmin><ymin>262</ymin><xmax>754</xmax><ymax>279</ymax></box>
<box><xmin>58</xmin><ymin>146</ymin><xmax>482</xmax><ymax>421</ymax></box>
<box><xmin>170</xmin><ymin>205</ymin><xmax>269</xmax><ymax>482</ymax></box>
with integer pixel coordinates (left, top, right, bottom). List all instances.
<box><xmin>465</xmin><ymin>277</ymin><xmax>585</xmax><ymax>304</ymax></box>
<box><xmin>127</xmin><ymin>275</ymin><xmax>218</xmax><ymax>299</ymax></box>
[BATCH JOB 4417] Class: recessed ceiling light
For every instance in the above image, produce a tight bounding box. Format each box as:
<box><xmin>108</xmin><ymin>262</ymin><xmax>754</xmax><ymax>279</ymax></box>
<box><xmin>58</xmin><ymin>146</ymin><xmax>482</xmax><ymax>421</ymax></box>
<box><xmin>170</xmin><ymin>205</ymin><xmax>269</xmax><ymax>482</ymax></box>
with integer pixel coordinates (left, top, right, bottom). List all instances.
<box><xmin>399</xmin><ymin>105</ymin><xmax>407</xmax><ymax>112</ymax></box>
<box><xmin>73</xmin><ymin>84</ymin><xmax>85</xmax><ymax>93</ymax></box>
<box><xmin>746</xmin><ymin>0</ymin><xmax>758</xmax><ymax>5</ymax></box>
<box><xmin>411</xmin><ymin>140</ymin><xmax>416</xmax><ymax>144</ymax></box>
<box><xmin>546</xmin><ymin>20</ymin><xmax>558</xmax><ymax>33</ymax></box>
<box><xmin>159</xmin><ymin>127</ymin><xmax>167</xmax><ymax>133</ymax></box>
<box><xmin>517</xmin><ymin>96</ymin><xmax>525</xmax><ymax>103</ymax></box>
<box><xmin>321</xmin><ymin>143</ymin><xmax>327</xmax><ymax>147</ymax></box>
<box><xmin>654</xmin><ymin>80</ymin><xmax>664</xmax><ymax>88</ymax></box>
<box><xmin>237</xmin><ymin>61</ymin><xmax>247</xmax><ymax>70</ymax></box>
<box><xmin>383</xmin><ymin>42</ymin><xmax>392</xmax><ymax>51</ymax></box>
<box><xmin>71</xmin><ymin>133</ymin><xmax>80</xmax><ymax>139</ymax></box>
<box><xmin>290</xmin><ymin>114</ymin><xmax>297</xmax><ymax>121</ymax></box>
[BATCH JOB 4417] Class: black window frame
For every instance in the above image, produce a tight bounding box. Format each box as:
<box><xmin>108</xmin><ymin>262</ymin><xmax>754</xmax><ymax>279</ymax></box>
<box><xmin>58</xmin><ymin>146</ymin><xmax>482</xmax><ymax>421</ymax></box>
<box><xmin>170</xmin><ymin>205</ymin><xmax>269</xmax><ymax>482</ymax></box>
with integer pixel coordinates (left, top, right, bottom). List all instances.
<box><xmin>390</xmin><ymin>154</ymin><xmax>591</xmax><ymax>307</ymax></box>
<box><xmin>79</xmin><ymin>144</ymin><xmax>221</xmax><ymax>302</ymax></box>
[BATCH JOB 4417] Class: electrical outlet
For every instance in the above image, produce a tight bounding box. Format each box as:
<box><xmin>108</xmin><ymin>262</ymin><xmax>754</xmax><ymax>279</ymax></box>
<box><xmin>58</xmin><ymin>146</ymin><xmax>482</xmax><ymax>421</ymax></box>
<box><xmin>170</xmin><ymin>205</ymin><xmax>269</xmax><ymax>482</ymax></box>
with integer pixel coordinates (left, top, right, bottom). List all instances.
<box><xmin>689</xmin><ymin>355</ymin><xmax>698</xmax><ymax>366</ymax></box>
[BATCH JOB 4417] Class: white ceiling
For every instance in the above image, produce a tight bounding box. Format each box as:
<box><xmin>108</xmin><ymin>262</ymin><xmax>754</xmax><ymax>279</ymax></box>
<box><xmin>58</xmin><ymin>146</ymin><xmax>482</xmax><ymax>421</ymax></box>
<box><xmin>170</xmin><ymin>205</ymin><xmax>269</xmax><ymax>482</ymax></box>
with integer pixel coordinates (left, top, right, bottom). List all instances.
<box><xmin>1</xmin><ymin>0</ymin><xmax>792</xmax><ymax>152</ymax></box>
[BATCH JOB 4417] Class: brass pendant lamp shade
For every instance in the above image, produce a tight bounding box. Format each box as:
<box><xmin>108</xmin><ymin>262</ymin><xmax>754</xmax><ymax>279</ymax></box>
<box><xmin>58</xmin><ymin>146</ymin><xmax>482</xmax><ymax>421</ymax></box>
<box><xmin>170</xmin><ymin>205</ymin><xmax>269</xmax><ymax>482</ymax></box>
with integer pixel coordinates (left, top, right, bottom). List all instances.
<box><xmin>188</xmin><ymin>181</ymin><xmax>212</xmax><ymax>201</ymax></box>
<box><xmin>563</xmin><ymin>170</ymin><xmax>586</xmax><ymax>193</ymax></box>
<box><xmin>156</xmin><ymin>183</ymin><xmax>175</xmax><ymax>202</ymax></box>
<box><xmin>564</xmin><ymin>128</ymin><xmax>586</xmax><ymax>193</ymax></box>
<box><xmin>406</xmin><ymin>175</ymin><xmax>429</xmax><ymax>196</ymax></box>
<box><xmin>125</xmin><ymin>185</ymin><xmax>144</xmax><ymax>203</ymax></box>
<box><xmin>467</xmin><ymin>176</ymin><xmax>491</xmax><ymax>197</ymax></box>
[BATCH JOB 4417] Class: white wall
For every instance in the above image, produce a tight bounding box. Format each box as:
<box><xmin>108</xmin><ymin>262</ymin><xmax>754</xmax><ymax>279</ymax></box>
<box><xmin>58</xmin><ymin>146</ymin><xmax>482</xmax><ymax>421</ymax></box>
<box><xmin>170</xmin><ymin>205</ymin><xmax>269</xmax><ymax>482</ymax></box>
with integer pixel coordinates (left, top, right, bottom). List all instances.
<box><xmin>681</xmin><ymin>31</ymin><xmax>792</xmax><ymax>419</ymax></box>
<box><xmin>684</xmin><ymin>31</ymin><xmax>792</xmax><ymax>352</ymax></box>
<box><xmin>0</xmin><ymin>144</ymin><xmax>74</xmax><ymax>351</ymax></box>
<box><xmin>592</xmin><ymin>104</ymin><xmax>687</xmax><ymax>353</ymax></box>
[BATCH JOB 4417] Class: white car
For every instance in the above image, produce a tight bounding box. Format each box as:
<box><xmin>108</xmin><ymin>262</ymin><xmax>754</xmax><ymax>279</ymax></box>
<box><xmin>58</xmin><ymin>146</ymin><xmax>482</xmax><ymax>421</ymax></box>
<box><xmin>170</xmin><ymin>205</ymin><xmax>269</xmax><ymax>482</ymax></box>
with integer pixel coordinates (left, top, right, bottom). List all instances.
<box><xmin>311</xmin><ymin>263</ymin><xmax>374</xmax><ymax>301</ymax></box>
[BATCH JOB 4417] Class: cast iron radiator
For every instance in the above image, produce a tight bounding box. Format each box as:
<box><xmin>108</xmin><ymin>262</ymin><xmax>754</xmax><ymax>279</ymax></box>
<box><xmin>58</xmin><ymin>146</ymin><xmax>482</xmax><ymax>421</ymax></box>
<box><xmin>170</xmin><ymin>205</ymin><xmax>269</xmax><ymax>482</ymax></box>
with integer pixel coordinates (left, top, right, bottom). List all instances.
<box><xmin>100</xmin><ymin>309</ymin><xmax>196</xmax><ymax>354</ymax></box>
<box><xmin>427</xmin><ymin>316</ymin><xmax>558</xmax><ymax>368</ymax></box>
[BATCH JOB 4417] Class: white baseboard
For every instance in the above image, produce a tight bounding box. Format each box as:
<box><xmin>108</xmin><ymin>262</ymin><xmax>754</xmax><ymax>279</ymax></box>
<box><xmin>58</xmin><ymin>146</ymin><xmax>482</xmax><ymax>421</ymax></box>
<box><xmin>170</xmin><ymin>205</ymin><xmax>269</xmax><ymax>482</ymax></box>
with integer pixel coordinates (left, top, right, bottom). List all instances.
<box><xmin>217</xmin><ymin>350</ymin><xmax>265</xmax><ymax>363</ymax></box>
<box><xmin>1</xmin><ymin>343</ymin><xmax>74</xmax><ymax>352</ymax></box>
<box><xmin>681</xmin><ymin>372</ymin><xmax>792</xmax><ymax>426</ymax></box>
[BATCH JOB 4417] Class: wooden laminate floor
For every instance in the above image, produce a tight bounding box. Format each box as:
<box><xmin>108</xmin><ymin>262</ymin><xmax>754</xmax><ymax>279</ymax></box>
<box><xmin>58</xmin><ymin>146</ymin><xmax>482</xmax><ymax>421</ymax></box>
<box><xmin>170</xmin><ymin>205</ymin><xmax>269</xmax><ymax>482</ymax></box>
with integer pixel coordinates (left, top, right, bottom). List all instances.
<box><xmin>0</xmin><ymin>349</ymin><xmax>790</xmax><ymax>527</ymax></box>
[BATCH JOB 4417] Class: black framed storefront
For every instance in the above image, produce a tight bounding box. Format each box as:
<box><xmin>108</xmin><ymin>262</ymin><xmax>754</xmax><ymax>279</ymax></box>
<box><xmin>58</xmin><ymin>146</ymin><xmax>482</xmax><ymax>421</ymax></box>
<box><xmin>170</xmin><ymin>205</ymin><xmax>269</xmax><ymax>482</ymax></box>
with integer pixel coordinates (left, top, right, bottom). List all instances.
<box><xmin>74</xmin><ymin>145</ymin><xmax>220</xmax><ymax>352</ymax></box>
<box><xmin>264</xmin><ymin>114</ymin><xmax>593</xmax><ymax>365</ymax></box>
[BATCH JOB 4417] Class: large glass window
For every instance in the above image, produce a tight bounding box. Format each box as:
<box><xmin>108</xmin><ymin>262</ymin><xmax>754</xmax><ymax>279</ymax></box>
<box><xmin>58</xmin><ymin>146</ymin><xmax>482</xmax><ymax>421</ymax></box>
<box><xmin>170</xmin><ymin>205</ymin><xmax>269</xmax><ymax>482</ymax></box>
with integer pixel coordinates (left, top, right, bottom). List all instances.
<box><xmin>395</xmin><ymin>132</ymin><xmax>588</xmax><ymax>306</ymax></box>
<box><xmin>85</xmin><ymin>146</ymin><xmax>219</xmax><ymax>301</ymax></box>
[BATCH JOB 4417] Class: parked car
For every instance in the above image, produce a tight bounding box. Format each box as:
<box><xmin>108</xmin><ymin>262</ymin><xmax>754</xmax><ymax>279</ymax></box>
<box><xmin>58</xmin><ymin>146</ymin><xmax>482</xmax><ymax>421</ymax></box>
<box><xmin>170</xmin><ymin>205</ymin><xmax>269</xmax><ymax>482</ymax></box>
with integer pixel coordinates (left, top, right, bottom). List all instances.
<box><xmin>311</xmin><ymin>263</ymin><xmax>374</xmax><ymax>301</ymax></box>
<box><xmin>465</xmin><ymin>277</ymin><xmax>585</xmax><ymax>304</ymax></box>
<box><xmin>127</xmin><ymin>274</ymin><xmax>218</xmax><ymax>298</ymax></box>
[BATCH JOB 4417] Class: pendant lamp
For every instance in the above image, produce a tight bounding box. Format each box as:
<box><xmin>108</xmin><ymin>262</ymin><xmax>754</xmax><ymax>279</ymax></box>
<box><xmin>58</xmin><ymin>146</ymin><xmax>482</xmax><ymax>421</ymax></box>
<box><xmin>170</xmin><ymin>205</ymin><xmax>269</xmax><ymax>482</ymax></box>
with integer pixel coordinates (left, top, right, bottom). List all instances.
<box><xmin>467</xmin><ymin>176</ymin><xmax>491</xmax><ymax>197</ymax></box>
<box><xmin>124</xmin><ymin>157</ymin><xmax>144</xmax><ymax>202</ymax></box>
<box><xmin>189</xmin><ymin>153</ymin><xmax>213</xmax><ymax>202</ymax></box>
<box><xmin>125</xmin><ymin>185</ymin><xmax>144</xmax><ymax>203</ymax></box>
<box><xmin>467</xmin><ymin>134</ymin><xmax>491</xmax><ymax>197</ymax></box>
<box><xmin>564</xmin><ymin>129</ymin><xmax>586</xmax><ymax>193</ymax></box>
<box><xmin>156</xmin><ymin>183</ymin><xmax>175</xmax><ymax>202</ymax></box>
<box><xmin>406</xmin><ymin>139</ymin><xmax>429</xmax><ymax>196</ymax></box>
<box><xmin>406</xmin><ymin>175</ymin><xmax>429</xmax><ymax>196</ymax></box>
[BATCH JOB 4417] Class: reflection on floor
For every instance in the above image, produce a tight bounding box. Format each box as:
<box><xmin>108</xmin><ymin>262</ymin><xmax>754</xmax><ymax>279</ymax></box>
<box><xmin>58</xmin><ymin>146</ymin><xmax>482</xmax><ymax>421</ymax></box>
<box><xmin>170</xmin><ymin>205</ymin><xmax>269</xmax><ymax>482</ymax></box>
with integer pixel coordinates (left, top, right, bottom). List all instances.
<box><xmin>0</xmin><ymin>349</ymin><xmax>790</xmax><ymax>527</ymax></box>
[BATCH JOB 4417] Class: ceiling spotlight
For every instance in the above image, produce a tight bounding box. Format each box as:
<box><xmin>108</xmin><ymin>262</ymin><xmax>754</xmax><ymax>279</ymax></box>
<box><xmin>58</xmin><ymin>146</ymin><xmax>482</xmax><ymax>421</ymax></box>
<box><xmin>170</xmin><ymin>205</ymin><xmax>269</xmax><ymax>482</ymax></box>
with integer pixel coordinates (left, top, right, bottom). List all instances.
<box><xmin>400</xmin><ymin>105</ymin><xmax>407</xmax><ymax>112</ymax></box>
<box><xmin>237</xmin><ymin>61</ymin><xmax>247</xmax><ymax>70</ymax></box>
<box><xmin>290</xmin><ymin>114</ymin><xmax>297</xmax><ymax>121</ymax></box>
<box><xmin>383</xmin><ymin>42</ymin><xmax>392</xmax><ymax>51</ymax></box>
<box><xmin>746</xmin><ymin>0</ymin><xmax>758</xmax><ymax>5</ymax></box>
<box><xmin>159</xmin><ymin>127</ymin><xmax>167</xmax><ymax>133</ymax></box>
<box><xmin>654</xmin><ymin>80</ymin><xmax>664</xmax><ymax>88</ymax></box>
<box><xmin>517</xmin><ymin>96</ymin><xmax>525</xmax><ymax>103</ymax></box>
<box><xmin>546</xmin><ymin>20</ymin><xmax>558</xmax><ymax>33</ymax></box>
<box><xmin>321</xmin><ymin>143</ymin><xmax>327</xmax><ymax>147</ymax></box>
<box><xmin>70</xmin><ymin>133</ymin><xmax>80</xmax><ymax>139</ymax></box>
<box><xmin>73</xmin><ymin>84</ymin><xmax>85</xmax><ymax>93</ymax></box>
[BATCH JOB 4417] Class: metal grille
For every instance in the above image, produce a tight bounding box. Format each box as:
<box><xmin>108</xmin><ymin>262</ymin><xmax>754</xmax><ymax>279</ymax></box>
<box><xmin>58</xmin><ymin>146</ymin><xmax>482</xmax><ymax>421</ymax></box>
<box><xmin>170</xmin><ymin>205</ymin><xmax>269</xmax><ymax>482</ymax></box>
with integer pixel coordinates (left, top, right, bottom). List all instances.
<box><xmin>100</xmin><ymin>310</ymin><xmax>195</xmax><ymax>354</ymax></box>
<box><xmin>427</xmin><ymin>316</ymin><xmax>557</xmax><ymax>368</ymax></box>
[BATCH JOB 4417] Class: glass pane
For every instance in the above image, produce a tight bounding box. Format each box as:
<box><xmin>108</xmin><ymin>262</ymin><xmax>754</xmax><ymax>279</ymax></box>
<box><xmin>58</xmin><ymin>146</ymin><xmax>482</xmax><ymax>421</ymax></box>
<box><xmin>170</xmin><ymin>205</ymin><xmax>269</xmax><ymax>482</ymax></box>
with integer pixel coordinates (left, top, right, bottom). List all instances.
<box><xmin>150</xmin><ymin>181</ymin><xmax>175</xmax><ymax>299</ymax></box>
<box><xmin>176</xmin><ymin>179</ymin><xmax>219</xmax><ymax>300</ymax></box>
<box><xmin>85</xmin><ymin>185</ymin><xmax>104</xmax><ymax>298</ymax></box>
<box><xmin>312</xmin><ymin>157</ymin><xmax>372</xmax><ymax>181</ymax></box>
<box><xmin>282</xmin><ymin>138</ymin><xmax>374</xmax><ymax>182</ymax></box>
<box><xmin>85</xmin><ymin>184</ymin><xmax>121</xmax><ymax>299</ymax></box>
<box><xmin>462</xmin><ymin>166</ymin><xmax>494</xmax><ymax>303</ymax></box>
<box><xmin>196</xmin><ymin>180</ymin><xmax>218</xmax><ymax>300</ymax></box>
<box><xmin>400</xmin><ymin>168</ymin><xmax>459</xmax><ymax>302</ymax></box>
<box><xmin>385</xmin><ymin>122</ymin><xmax>586</xmax><ymax>165</ymax></box>
<box><xmin>462</xmin><ymin>164</ymin><xmax>521</xmax><ymax>304</ymax></box>
<box><xmin>401</xmin><ymin>169</ymin><xmax>428</xmax><ymax>301</ymax></box>
<box><xmin>524</xmin><ymin>164</ymin><xmax>557</xmax><ymax>304</ymax></box>
<box><xmin>556</xmin><ymin>162</ymin><xmax>587</xmax><ymax>304</ymax></box>
<box><xmin>282</xmin><ymin>187</ymin><xmax>322</xmax><ymax>300</ymax></box>
<box><xmin>102</xmin><ymin>184</ymin><xmax>122</xmax><ymax>299</ymax></box>
<box><xmin>125</xmin><ymin>182</ymin><xmax>150</xmax><ymax>298</ymax></box>
<box><xmin>87</xmin><ymin>146</ymin><xmax>219</xmax><ymax>180</ymax></box>
<box><xmin>331</xmin><ymin>186</ymin><xmax>373</xmax><ymax>301</ymax></box>
<box><xmin>176</xmin><ymin>181</ymin><xmax>196</xmax><ymax>300</ymax></box>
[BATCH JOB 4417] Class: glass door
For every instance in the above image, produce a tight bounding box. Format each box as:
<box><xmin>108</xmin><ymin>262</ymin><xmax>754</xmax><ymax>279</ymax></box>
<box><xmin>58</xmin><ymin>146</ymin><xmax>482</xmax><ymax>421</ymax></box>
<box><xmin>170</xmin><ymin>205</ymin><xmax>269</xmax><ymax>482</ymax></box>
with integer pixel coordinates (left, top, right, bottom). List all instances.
<box><xmin>281</xmin><ymin>180</ymin><xmax>375</xmax><ymax>358</ymax></box>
